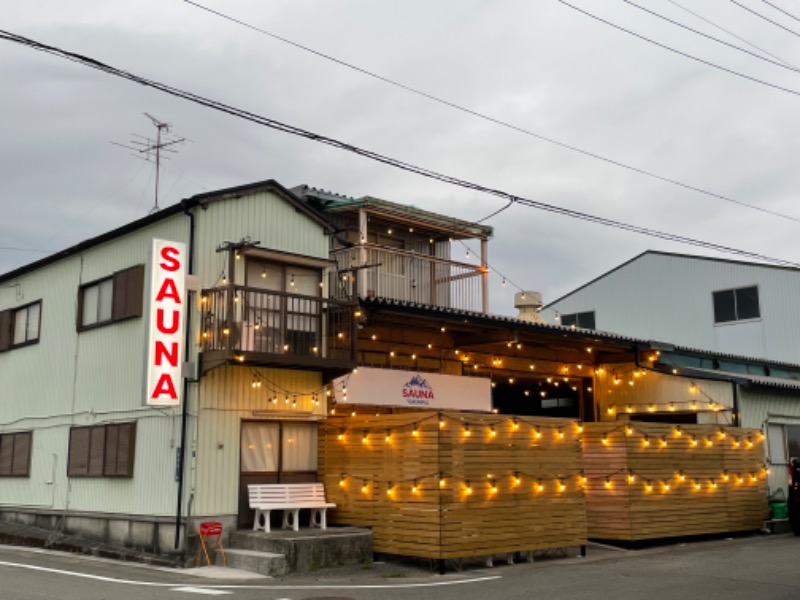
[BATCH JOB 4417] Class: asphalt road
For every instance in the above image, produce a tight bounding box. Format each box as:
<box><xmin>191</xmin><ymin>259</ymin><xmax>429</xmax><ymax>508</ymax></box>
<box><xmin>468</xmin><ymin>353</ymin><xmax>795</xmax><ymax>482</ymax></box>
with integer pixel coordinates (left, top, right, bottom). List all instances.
<box><xmin>1</xmin><ymin>534</ymin><xmax>798</xmax><ymax>600</ymax></box>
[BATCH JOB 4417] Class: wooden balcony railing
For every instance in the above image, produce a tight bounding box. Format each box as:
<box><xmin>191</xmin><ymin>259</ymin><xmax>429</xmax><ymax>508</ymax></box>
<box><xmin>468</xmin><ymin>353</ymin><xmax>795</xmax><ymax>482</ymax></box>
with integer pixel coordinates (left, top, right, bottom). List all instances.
<box><xmin>330</xmin><ymin>245</ymin><xmax>486</xmax><ymax>312</ymax></box>
<box><xmin>200</xmin><ymin>286</ymin><xmax>357</xmax><ymax>372</ymax></box>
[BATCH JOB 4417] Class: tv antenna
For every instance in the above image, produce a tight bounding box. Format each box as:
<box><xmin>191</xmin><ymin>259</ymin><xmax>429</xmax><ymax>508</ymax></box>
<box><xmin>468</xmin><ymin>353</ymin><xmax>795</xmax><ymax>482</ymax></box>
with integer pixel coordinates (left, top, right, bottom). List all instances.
<box><xmin>111</xmin><ymin>113</ymin><xmax>186</xmax><ymax>213</ymax></box>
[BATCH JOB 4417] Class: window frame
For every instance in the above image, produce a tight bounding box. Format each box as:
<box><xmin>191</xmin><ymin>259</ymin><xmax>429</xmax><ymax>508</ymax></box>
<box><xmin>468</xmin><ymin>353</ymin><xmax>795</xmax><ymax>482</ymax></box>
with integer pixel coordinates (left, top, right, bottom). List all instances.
<box><xmin>712</xmin><ymin>285</ymin><xmax>761</xmax><ymax>325</ymax></box>
<box><xmin>12</xmin><ymin>300</ymin><xmax>42</xmax><ymax>348</ymax></box>
<box><xmin>0</xmin><ymin>431</ymin><xmax>33</xmax><ymax>477</ymax></box>
<box><xmin>0</xmin><ymin>301</ymin><xmax>42</xmax><ymax>352</ymax></box>
<box><xmin>77</xmin><ymin>264</ymin><xmax>145</xmax><ymax>332</ymax></box>
<box><xmin>560</xmin><ymin>311</ymin><xmax>596</xmax><ymax>330</ymax></box>
<box><xmin>67</xmin><ymin>422</ymin><xmax>137</xmax><ymax>478</ymax></box>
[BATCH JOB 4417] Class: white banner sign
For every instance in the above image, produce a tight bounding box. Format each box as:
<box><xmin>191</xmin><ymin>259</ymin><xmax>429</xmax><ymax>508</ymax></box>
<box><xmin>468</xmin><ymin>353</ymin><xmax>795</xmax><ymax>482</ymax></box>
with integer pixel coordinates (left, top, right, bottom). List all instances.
<box><xmin>333</xmin><ymin>367</ymin><xmax>491</xmax><ymax>412</ymax></box>
<box><xmin>144</xmin><ymin>239</ymin><xmax>187</xmax><ymax>407</ymax></box>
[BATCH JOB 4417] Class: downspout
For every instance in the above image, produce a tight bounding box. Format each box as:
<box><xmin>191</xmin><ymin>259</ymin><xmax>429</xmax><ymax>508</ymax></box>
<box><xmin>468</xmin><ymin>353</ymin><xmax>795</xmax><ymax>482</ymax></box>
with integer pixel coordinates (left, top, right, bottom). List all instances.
<box><xmin>175</xmin><ymin>201</ymin><xmax>196</xmax><ymax>553</ymax></box>
<box><xmin>731</xmin><ymin>382</ymin><xmax>740</xmax><ymax>427</ymax></box>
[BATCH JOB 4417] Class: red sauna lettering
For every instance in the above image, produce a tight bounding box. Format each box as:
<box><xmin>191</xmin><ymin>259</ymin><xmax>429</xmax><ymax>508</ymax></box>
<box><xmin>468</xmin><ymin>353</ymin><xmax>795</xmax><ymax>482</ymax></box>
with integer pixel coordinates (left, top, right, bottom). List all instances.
<box><xmin>159</xmin><ymin>246</ymin><xmax>181</xmax><ymax>271</ymax></box>
<box><xmin>402</xmin><ymin>388</ymin><xmax>434</xmax><ymax>399</ymax></box>
<box><xmin>151</xmin><ymin>373</ymin><xmax>178</xmax><ymax>400</ymax></box>
<box><xmin>156</xmin><ymin>308</ymin><xmax>180</xmax><ymax>334</ymax></box>
<box><xmin>155</xmin><ymin>278</ymin><xmax>181</xmax><ymax>303</ymax></box>
<box><xmin>154</xmin><ymin>340</ymin><xmax>179</xmax><ymax>367</ymax></box>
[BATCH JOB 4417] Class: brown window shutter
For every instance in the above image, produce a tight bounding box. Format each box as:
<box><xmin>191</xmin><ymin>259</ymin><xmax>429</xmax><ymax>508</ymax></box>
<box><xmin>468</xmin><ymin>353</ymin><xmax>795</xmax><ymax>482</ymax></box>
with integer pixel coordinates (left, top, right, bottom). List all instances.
<box><xmin>104</xmin><ymin>424</ymin><xmax>120</xmax><ymax>476</ymax></box>
<box><xmin>88</xmin><ymin>426</ymin><xmax>106</xmax><ymax>476</ymax></box>
<box><xmin>11</xmin><ymin>432</ymin><xmax>31</xmax><ymax>476</ymax></box>
<box><xmin>112</xmin><ymin>264</ymin><xmax>145</xmax><ymax>321</ymax></box>
<box><xmin>117</xmin><ymin>422</ymin><xmax>136</xmax><ymax>477</ymax></box>
<box><xmin>0</xmin><ymin>435</ymin><xmax>12</xmax><ymax>476</ymax></box>
<box><xmin>68</xmin><ymin>428</ymin><xmax>90</xmax><ymax>476</ymax></box>
<box><xmin>0</xmin><ymin>309</ymin><xmax>13</xmax><ymax>351</ymax></box>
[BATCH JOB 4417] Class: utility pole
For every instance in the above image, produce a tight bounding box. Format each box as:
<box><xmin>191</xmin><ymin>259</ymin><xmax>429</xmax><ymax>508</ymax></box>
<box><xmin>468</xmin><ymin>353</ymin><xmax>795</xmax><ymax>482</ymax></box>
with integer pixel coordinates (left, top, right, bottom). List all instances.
<box><xmin>111</xmin><ymin>114</ymin><xmax>186</xmax><ymax>213</ymax></box>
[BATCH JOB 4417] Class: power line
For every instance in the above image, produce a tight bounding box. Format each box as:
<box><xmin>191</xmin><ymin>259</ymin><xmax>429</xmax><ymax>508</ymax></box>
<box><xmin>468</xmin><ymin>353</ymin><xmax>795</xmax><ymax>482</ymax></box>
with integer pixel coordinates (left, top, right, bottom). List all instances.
<box><xmin>666</xmin><ymin>0</ymin><xmax>796</xmax><ymax>67</ymax></box>
<box><xmin>731</xmin><ymin>0</ymin><xmax>800</xmax><ymax>38</ymax></box>
<box><xmin>2</xmin><ymin>29</ymin><xmax>799</xmax><ymax>270</ymax></box>
<box><xmin>623</xmin><ymin>0</ymin><xmax>800</xmax><ymax>73</ymax></box>
<box><xmin>182</xmin><ymin>0</ymin><xmax>800</xmax><ymax>226</ymax></box>
<box><xmin>762</xmin><ymin>0</ymin><xmax>800</xmax><ymax>23</ymax></box>
<box><xmin>559</xmin><ymin>0</ymin><xmax>800</xmax><ymax>98</ymax></box>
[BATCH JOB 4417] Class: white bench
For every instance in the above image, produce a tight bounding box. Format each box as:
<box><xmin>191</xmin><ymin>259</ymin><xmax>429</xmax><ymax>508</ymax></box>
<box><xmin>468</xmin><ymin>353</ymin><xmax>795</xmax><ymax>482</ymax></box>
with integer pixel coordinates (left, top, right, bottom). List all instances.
<box><xmin>248</xmin><ymin>483</ymin><xmax>336</xmax><ymax>533</ymax></box>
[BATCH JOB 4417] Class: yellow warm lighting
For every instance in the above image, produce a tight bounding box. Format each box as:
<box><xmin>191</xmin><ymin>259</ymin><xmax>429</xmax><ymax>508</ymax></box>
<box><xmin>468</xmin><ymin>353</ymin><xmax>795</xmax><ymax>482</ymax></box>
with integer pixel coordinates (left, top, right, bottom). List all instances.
<box><xmin>489</xmin><ymin>425</ymin><xmax>497</xmax><ymax>437</ymax></box>
<box><xmin>439</xmin><ymin>418</ymin><xmax>445</xmax><ymax>429</ymax></box>
<box><xmin>513</xmin><ymin>473</ymin><xmax>521</xmax><ymax>486</ymax></box>
<box><xmin>604</xmin><ymin>477</ymin><xmax>612</xmax><ymax>489</ymax></box>
<box><xmin>464</xmin><ymin>425</ymin><xmax>471</xmax><ymax>437</ymax></box>
<box><xmin>385</xmin><ymin>432</ymin><xmax>391</xmax><ymax>442</ymax></box>
<box><xmin>689</xmin><ymin>384</ymin><xmax>697</xmax><ymax>395</ymax></box>
<box><xmin>626</xmin><ymin>404</ymin><xmax>633</xmax><ymax>413</ymax></box>
<box><xmin>557</xmin><ymin>480</ymin><xmax>566</xmax><ymax>493</ymax></box>
<box><xmin>222</xmin><ymin>327</ymin><xmax>230</xmax><ymax>336</ymax></box>
<box><xmin>361</xmin><ymin>432</ymin><xmax>368</xmax><ymax>443</ymax></box>
<box><xmin>465</xmin><ymin>481</ymin><xmax>473</xmax><ymax>495</ymax></box>
<box><xmin>647</xmin><ymin>404</ymin><xmax>655</xmax><ymax>413</ymax></box>
<box><xmin>361</xmin><ymin>481</ymin><xmax>369</xmax><ymax>493</ymax></box>
<box><xmin>412</xmin><ymin>425</ymin><xmax>419</xmax><ymax>437</ymax></box>
<box><xmin>412</xmin><ymin>481</ymin><xmax>419</xmax><ymax>493</ymax></box>
<box><xmin>674</xmin><ymin>426</ymin><xmax>683</xmax><ymax>437</ymax></box>
<box><xmin>626</xmin><ymin>425</ymin><xmax>634</xmax><ymax>435</ymax></box>
<box><xmin>746</xmin><ymin>437</ymin><xmax>753</xmax><ymax>448</ymax></box>
<box><xmin>660</xmin><ymin>437</ymin><xmax>668</xmax><ymax>448</ymax></box>
<box><xmin>642</xmin><ymin>436</ymin><xmax>650</xmax><ymax>447</ymax></box>
<box><xmin>557</xmin><ymin>428</ymin><xmax>565</xmax><ymax>439</ymax></box>
<box><xmin>534</xmin><ymin>427</ymin><xmax>542</xmax><ymax>439</ymax></box>
<box><xmin>439</xmin><ymin>476</ymin><xmax>446</xmax><ymax>488</ymax></box>
<box><xmin>339</xmin><ymin>476</ymin><xmax>345</xmax><ymax>488</ymax></box>
<box><xmin>662</xmin><ymin>482</ymin><xmax>670</xmax><ymax>493</ymax></box>
<box><xmin>691</xmin><ymin>436</ymin><xmax>698</xmax><ymax>447</ymax></box>
<box><xmin>490</xmin><ymin>480</ymin><xmax>498</xmax><ymax>494</ymax></box>
<box><xmin>677</xmin><ymin>471</ymin><xmax>686</xmax><ymax>482</ymax></box>
<box><xmin>602</xmin><ymin>435</ymin><xmax>609</xmax><ymax>445</ymax></box>
<box><xmin>721</xmin><ymin>471</ymin><xmax>730</xmax><ymax>482</ymax></box>
<box><xmin>577</xmin><ymin>424</ymin><xmax>584</xmax><ymax>434</ymax></box>
<box><xmin>645</xmin><ymin>481</ymin><xmax>654</xmax><ymax>493</ymax></box>
<box><xmin>706</xmin><ymin>438</ymin><xmax>714</xmax><ymax>447</ymax></box>
<box><xmin>733</xmin><ymin>438</ymin><xmax>740</xmax><ymax>448</ymax></box>
<box><xmin>719</xmin><ymin>429</ymin><xmax>727</xmax><ymax>439</ymax></box>
<box><xmin>386</xmin><ymin>484</ymin><xmax>394</xmax><ymax>496</ymax></box>
<box><xmin>512</xmin><ymin>418</ymin><xmax>519</xmax><ymax>430</ymax></box>
<box><xmin>627</xmin><ymin>472</ymin><xmax>636</xmax><ymax>484</ymax></box>
<box><xmin>337</xmin><ymin>431</ymin><xmax>344</xmax><ymax>441</ymax></box>
<box><xmin>607</xmin><ymin>406</ymin><xmax>615</xmax><ymax>415</ymax></box>
<box><xmin>536</xmin><ymin>479</ymin><xmax>544</xmax><ymax>493</ymax></box>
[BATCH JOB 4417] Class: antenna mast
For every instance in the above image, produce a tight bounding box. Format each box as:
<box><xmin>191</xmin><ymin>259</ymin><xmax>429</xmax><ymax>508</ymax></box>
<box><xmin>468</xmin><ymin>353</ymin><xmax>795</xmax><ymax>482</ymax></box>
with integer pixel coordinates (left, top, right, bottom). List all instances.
<box><xmin>111</xmin><ymin>114</ymin><xmax>186</xmax><ymax>213</ymax></box>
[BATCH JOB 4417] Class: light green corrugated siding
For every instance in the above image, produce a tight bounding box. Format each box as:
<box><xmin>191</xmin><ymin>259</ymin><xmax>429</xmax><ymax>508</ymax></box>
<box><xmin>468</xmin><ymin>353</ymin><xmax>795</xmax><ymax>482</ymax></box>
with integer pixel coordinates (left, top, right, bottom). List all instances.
<box><xmin>738</xmin><ymin>385</ymin><xmax>800</xmax><ymax>495</ymax></box>
<box><xmin>192</xmin><ymin>366</ymin><xmax>324</xmax><ymax>516</ymax></box>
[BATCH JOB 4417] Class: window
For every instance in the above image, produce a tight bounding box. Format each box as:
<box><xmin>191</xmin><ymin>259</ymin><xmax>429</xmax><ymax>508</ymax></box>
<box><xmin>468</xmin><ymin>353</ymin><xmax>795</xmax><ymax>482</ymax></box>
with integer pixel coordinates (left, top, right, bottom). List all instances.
<box><xmin>560</xmin><ymin>311</ymin><xmax>596</xmax><ymax>330</ymax></box>
<box><xmin>0</xmin><ymin>431</ymin><xmax>32</xmax><ymax>477</ymax></box>
<box><xmin>767</xmin><ymin>423</ymin><xmax>800</xmax><ymax>463</ymax></box>
<box><xmin>240</xmin><ymin>421</ymin><xmax>318</xmax><ymax>474</ymax></box>
<box><xmin>78</xmin><ymin>265</ymin><xmax>145</xmax><ymax>329</ymax></box>
<box><xmin>0</xmin><ymin>301</ymin><xmax>41</xmax><ymax>351</ymax></box>
<box><xmin>67</xmin><ymin>422</ymin><xmax>137</xmax><ymax>477</ymax></box>
<box><xmin>713</xmin><ymin>286</ymin><xmax>760</xmax><ymax>324</ymax></box>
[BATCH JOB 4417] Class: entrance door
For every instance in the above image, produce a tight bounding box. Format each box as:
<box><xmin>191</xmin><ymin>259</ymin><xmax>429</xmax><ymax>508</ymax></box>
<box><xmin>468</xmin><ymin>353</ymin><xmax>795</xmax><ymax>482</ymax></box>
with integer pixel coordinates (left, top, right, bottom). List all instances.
<box><xmin>238</xmin><ymin>420</ymin><xmax>318</xmax><ymax>528</ymax></box>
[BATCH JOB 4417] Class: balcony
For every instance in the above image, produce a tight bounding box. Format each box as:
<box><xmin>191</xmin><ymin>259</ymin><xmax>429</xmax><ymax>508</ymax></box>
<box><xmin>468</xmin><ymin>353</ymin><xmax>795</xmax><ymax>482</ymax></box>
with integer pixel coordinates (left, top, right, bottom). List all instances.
<box><xmin>200</xmin><ymin>285</ymin><xmax>357</xmax><ymax>376</ymax></box>
<box><xmin>330</xmin><ymin>244</ymin><xmax>487</xmax><ymax>313</ymax></box>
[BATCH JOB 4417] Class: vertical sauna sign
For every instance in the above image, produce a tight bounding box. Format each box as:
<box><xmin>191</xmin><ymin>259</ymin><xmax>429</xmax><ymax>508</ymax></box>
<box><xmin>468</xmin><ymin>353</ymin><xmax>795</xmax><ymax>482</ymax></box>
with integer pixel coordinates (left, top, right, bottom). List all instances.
<box><xmin>144</xmin><ymin>239</ymin><xmax>187</xmax><ymax>407</ymax></box>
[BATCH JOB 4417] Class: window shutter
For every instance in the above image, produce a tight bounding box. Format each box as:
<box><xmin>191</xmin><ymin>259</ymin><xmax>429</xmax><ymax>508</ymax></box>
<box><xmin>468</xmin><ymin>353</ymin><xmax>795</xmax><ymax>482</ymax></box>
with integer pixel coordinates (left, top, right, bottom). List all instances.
<box><xmin>117</xmin><ymin>422</ymin><xmax>136</xmax><ymax>477</ymax></box>
<box><xmin>112</xmin><ymin>264</ymin><xmax>145</xmax><ymax>320</ymax></box>
<box><xmin>11</xmin><ymin>432</ymin><xmax>31</xmax><ymax>476</ymax></box>
<box><xmin>0</xmin><ymin>309</ymin><xmax>13</xmax><ymax>351</ymax></box>
<box><xmin>88</xmin><ymin>427</ymin><xmax>106</xmax><ymax>476</ymax></box>
<box><xmin>68</xmin><ymin>428</ymin><xmax>91</xmax><ymax>476</ymax></box>
<box><xmin>104</xmin><ymin>424</ymin><xmax>120</xmax><ymax>476</ymax></box>
<box><xmin>0</xmin><ymin>435</ymin><xmax>12</xmax><ymax>476</ymax></box>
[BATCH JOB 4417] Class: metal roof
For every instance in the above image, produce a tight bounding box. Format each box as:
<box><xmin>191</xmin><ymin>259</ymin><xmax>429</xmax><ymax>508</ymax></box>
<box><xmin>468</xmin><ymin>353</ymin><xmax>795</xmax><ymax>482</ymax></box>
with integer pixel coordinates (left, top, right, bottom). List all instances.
<box><xmin>295</xmin><ymin>185</ymin><xmax>494</xmax><ymax>240</ymax></box>
<box><xmin>545</xmin><ymin>250</ymin><xmax>800</xmax><ymax>308</ymax></box>
<box><xmin>359</xmin><ymin>296</ymin><xmax>800</xmax><ymax>372</ymax></box>
<box><xmin>0</xmin><ymin>179</ymin><xmax>331</xmax><ymax>285</ymax></box>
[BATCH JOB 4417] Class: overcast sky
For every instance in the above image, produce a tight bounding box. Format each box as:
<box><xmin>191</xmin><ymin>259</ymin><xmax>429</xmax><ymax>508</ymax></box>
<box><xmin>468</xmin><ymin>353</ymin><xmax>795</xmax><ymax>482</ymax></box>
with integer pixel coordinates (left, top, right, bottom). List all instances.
<box><xmin>3</xmin><ymin>0</ymin><xmax>800</xmax><ymax>316</ymax></box>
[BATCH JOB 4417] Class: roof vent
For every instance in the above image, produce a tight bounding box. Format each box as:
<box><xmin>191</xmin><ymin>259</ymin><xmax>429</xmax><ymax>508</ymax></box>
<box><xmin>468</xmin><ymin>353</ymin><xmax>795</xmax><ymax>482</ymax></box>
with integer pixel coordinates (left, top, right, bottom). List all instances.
<box><xmin>515</xmin><ymin>291</ymin><xmax>544</xmax><ymax>323</ymax></box>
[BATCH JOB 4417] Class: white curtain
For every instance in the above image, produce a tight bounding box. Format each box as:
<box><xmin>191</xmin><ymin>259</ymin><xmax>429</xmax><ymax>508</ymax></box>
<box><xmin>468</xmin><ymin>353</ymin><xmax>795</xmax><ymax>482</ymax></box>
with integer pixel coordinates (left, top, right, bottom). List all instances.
<box><xmin>282</xmin><ymin>423</ymin><xmax>318</xmax><ymax>471</ymax></box>
<box><xmin>240</xmin><ymin>422</ymin><xmax>280</xmax><ymax>472</ymax></box>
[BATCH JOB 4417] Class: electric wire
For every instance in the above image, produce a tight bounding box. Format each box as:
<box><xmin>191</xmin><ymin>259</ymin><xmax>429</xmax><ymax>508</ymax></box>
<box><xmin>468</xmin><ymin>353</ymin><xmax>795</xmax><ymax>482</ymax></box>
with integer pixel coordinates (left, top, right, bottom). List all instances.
<box><xmin>182</xmin><ymin>0</ymin><xmax>800</xmax><ymax>225</ymax></box>
<box><xmin>666</xmin><ymin>0</ymin><xmax>795</xmax><ymax>67</ymax></box>
<box><xmin>622</xmin><ymin>0</ymin><xmax>800</xmax><ymax>73</ymax></box>
<box><xmin>559</xmin><ymin>0</ymin><xmax>800</xmax><ymax>97</ymax></box>
<box><xmin>731</xmin><ymin>0</ymin><xmax>800</xmax><ymax>38</ymax></box>
<box><xmin>762</xmin><ymin>0</ymin><xmax>800</xmax><ymax>23</ymax></box>
<box><xmin>2</xmin><ymin>29</ymin><xmax>800</xmax><ymax>270</ymax></box>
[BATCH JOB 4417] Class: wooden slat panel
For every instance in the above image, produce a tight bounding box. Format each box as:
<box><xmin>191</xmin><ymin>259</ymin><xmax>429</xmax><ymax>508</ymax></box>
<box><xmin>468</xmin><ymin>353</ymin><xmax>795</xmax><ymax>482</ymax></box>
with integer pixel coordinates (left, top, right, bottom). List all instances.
<box><xmin>319</xmin><ymin>411</ymin><xmax>587</xmax><ymax>560</ymax></box>
<box><xmin>583</xmin><ymin>422</ymin><xmax>768</xmax><ymax>541</ymax></box>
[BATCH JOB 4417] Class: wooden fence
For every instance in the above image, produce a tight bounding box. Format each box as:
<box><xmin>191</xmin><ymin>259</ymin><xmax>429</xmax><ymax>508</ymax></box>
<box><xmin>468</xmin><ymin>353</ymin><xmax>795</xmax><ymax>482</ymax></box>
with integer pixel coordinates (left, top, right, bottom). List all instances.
<box><xmin>319</xmin><ymin>411</ymin><xmax>587</xmax><ymax>560</ymax></box>
<box><xmin>583</xmin><ymin>422</ymin><xmax>768</xmax><ymax>540</ymax></box>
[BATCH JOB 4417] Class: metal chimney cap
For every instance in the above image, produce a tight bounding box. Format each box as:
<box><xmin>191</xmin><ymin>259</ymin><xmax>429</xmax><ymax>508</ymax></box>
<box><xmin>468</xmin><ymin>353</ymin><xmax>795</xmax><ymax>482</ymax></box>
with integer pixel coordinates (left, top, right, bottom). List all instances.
<box><xmin>514</xmin><ymin>291</ymin><xmax>543</xmax><ymax>308</ymax></box>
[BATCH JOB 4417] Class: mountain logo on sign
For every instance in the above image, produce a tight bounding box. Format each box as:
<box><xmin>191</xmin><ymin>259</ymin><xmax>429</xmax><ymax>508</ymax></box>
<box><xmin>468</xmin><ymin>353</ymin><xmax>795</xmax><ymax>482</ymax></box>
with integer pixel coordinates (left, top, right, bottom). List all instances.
<box><xmin>402</xmin><ymin>374</ymin><xmax>434</xmax><ymax>406</ymax></box>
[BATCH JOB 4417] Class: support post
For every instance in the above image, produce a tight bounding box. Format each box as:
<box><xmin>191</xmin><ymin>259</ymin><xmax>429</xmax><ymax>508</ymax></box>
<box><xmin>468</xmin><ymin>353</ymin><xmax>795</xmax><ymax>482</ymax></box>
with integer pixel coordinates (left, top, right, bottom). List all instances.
<box><xmin>358</xmin><ymin>208</ymin><xmax>368</xmax><ymax>299</ymax></box>
<box><xmin>480</xmin><ymin>238</ymin><xmax>489</xmax><ymax>314</ymax></box>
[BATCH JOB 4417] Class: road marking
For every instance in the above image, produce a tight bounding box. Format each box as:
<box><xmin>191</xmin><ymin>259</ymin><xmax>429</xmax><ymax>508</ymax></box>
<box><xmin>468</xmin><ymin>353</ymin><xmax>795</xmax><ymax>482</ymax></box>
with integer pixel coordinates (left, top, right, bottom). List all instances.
<box><xmin>171</xmin><ymin>586</ymin><xmax>231</xmax><ymax>595</ymax></box>
<box><xmin>0</xmin><ymin>560</ymin><xmax>500</xmax><ymax>590</ymax></box>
